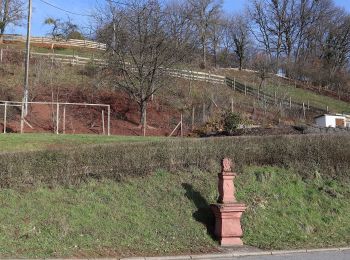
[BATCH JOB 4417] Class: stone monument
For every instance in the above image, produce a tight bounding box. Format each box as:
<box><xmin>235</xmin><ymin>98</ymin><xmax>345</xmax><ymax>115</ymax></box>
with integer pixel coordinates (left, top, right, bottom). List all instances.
<box><xmin>210</xmin><ymin>158</ymin><xmax>247</xmax><ymax>246</ymax></box>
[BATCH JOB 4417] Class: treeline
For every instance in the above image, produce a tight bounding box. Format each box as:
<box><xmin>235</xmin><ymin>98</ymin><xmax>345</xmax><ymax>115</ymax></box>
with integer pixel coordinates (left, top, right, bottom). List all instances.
<box><xmin>93</xmin><ymin>0</ymin><xmax>350</xmax><ymax>94</ymax></box>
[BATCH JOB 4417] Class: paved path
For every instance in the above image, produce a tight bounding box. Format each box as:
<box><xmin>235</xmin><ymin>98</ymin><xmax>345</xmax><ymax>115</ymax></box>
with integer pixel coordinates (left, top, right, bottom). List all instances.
<box><xmin>121</xmin><ymin>248</ymin><xmax>350</xmax><ymax>260</ymax></box>
<box><xmin>209</xmin><ymin>249</ymin><xmax>350</xmax><ymax>260</ymax></box>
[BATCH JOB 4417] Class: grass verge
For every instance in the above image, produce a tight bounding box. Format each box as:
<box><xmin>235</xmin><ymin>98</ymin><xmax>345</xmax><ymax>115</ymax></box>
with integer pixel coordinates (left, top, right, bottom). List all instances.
<box><xmin>0</xmin><ymin>133</ymin><xmax>162</xmax><ymax>152</ymax></box>
<box><xmin>0</xmin><ymin>166</ymin><xmax>349</xmax><ymax>258</ymax></box>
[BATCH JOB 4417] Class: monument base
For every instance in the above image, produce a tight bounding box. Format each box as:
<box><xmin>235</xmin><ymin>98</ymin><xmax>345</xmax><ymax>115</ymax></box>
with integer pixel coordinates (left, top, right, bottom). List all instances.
<box><xmin>210</xmin><ymin>203</ymin><xmax>246</xmax><ymax>246</ymax></box>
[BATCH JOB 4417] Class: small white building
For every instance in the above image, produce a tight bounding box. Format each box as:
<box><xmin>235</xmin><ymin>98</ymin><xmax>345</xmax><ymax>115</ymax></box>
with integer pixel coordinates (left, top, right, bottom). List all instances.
<box><xmin>315</xmin><ymin>114</ymin><xmax>349</xmax><ymax>128</ymax></box>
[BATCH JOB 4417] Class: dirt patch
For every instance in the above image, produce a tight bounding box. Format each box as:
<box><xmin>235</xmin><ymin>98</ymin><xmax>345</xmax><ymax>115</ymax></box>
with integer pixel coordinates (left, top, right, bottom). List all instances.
<box><xmin>2</xmin><ymin>88</ymin><xmax>181</xmax><ymax>136</ymax></box>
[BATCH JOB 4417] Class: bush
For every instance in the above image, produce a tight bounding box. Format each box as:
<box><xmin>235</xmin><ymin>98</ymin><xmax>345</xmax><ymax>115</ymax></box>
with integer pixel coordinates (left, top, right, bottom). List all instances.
<box><xmin>223</xmin><ymin>112</ymin><xmax>242</xmax><ymax>132</ymax></box>
<box><xmin>0</xmin><ymin>134</ymin><xmax>349</xmax><ymax>189</ymax></box>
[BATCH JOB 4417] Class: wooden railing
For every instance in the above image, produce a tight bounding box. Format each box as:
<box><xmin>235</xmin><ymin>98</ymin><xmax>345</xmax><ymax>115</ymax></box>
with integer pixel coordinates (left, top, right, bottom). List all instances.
<box><xmin>30</xmin><ymin>52</ymin><xmax>107</xmax><ymax>66</ymax></box>
<box><xmin>3</xmin><ymin>34</ymin><xmax>107</xmax><ymax>50</ymax></box>
<box><xmin>0</xmin><ymin>49</ymin><xmax>330</xmax><ymax>115</ymax></box>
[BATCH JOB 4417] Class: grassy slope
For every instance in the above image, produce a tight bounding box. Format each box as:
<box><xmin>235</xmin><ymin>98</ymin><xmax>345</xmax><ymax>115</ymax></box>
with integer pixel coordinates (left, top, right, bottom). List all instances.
<box><xmin>0</xmin><ymin>166</ymin><xmax>349</xmax><ymax>258</ymax></box>
<box><xmin>0</xmin><ymin>134</ymin><xmax>162</xmax><ymax>152</ymax></box>
<box><xmin>0</xmin><ymin>43</ymin><xmax>104</xmax><ymax>58</ymax></box>
<box><xmin>263</xmin><ymin>83</ymin><xmax>350</xmax><ymax>113</ymax></box>
<box><xmin>223</xmin><ymin>70</ymin><xmax>350</xmax><ymax>113</ymax></box>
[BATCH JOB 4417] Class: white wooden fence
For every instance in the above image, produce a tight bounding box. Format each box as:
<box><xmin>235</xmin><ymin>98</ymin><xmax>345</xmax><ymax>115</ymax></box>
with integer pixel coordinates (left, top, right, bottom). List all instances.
<box><xmin>30</xmin><ymin>52</ymin><xmax>108</xmax><ymax>66</ymax></box>
<box><xmin>0</xmin><ymin>49</ymin><xmax>329</xmax><ymax>116</ymax></box>
<box><xmin>3</xmin><ymin>34</ymin><xmax>107</xmax><ymax>50</ymax></box>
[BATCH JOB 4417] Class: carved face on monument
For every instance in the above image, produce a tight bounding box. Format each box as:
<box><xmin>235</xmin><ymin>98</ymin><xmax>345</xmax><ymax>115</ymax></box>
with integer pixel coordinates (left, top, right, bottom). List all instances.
<box><xmin>222</xmin><ymin>158</ymin><xmax>232</xmax><ymax>172</ymax></box>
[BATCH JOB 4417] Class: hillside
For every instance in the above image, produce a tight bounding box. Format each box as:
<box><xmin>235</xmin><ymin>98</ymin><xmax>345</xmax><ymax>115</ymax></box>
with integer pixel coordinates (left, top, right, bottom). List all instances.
<box><xmin>0</xmin><ymin>42</ymin><xmax>349</xmax><ymax>136</ymax></box>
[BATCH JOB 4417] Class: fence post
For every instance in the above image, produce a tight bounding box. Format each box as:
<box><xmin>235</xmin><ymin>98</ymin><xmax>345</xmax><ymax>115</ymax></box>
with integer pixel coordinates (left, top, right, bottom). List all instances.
<box><xmin>56</xmin><ymin>103</ymin><xmax>60</xmax><ymax>134</ymax></box>
<box><xmin>289</xmin><ymin>97</ymin><xmax>292</xmax><ymax>109</ymax></box>
<box><xmin>107</xmin><ymin>105</ymin><xmax>111</xmax><ymax>136</ymax></box>
<box><xmin>20</xmin><ymin>101</ymin><xmax>24</xmax><ymax>134</ymax></box>
<box><xmin>180</xmin><ymin>114</ymin><xmax>183</xmax><ymax>137</ymax></box>
<box><xmin>191</xmin><ymin>106</ymin><xmax>195</xmax><ymax>131</ymax></box>
<box><xmin>0</xmin><ymin>49</ymin><xmax>3</xmax><ymax>63</ymax></box>
<box><xmin>233</xmin><ymin>77</ymin><xmax>236</xmax><ymax>91</ymax></box>
<box><xmin>307</xmin><ymin>100</ymin><xmax>310</xmax><ymax>110</ymax></box>
<box><xmin>244</xmin><ymin>83</ymin><xmax>247</xmax><ymax>95</ymax></box>
<box><xmin>202</xmin><ymin>103</ymin><xmax>206</xmax><ymax>122</ymax></box>
<box><xmin>231</xmin><ymin>98</ymin><xmax>234</xmax><ymax>113</ymax></box>
<box><xmin>63</xmin><ymin>105</ymin><xmax>66</xmax><ymax>134</ymax></box>
<box><xmin>102</xmin><ymin>110</ymin><xmax>105</xmax><ymax>135</ymax></box>
<box><xmin>326</xmin><ymin>106</ymin><xmax>329</xmax><ymax>113</ymax></box>
<box><xmin>274</xmin><ymin>91</ymin><xmax>277</xmax><ymax>104</ymax></box>
<box><xmin>302</xmin><ymin>102</ymin><xmax>306</xmax><ymax>119</ymax></box>
<box><xmin>3</xmin><ymin>101</ymin><xmax>7</xmax><ymax>133</ymax></box>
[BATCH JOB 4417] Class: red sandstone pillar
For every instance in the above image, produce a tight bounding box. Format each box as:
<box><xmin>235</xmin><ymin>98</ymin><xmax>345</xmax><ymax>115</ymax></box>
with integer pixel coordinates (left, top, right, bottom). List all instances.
<box><xmin>210</xmin><ymin>158</ymin><xmax>246</xmax><ymax>246</ymax></box>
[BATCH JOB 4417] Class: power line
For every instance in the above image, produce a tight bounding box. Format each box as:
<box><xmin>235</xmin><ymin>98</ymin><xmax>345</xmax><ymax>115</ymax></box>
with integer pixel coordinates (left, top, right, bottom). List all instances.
<box><xmin>38</xmin><ymin>0</ymin><xmax>94</xmax><ymax>17</ymax></box>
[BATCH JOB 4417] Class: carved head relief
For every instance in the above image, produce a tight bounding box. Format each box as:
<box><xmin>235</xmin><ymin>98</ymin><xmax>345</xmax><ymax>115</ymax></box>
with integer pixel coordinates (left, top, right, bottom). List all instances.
<box><xmin>222</xmin><ymin>158</ymin><xmax>233</xmax><ymax>172</ymax></box>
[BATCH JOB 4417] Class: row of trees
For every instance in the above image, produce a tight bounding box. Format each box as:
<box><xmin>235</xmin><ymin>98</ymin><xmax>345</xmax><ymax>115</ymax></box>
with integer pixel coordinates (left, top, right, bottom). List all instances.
<box><xmin>94</xmin><ymin>0</ymin><xmax>349</xmax><ymax>90</ymax></box>
<box><xmin>92</xmin><ymin>0</ymin><xmax>349</xmax><ymax>126</ymax></box>
<box><xmin>0</xmin><ymin>0</ymin><xmax>348</xmax><ymax>127</ymax></box>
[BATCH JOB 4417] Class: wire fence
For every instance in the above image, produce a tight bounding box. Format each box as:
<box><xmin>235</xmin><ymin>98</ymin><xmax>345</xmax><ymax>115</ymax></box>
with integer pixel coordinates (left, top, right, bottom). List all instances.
<box><xmin>0</xmin><ymin>101</ymin><xmax>111</xmax><ymax>135</ymax></box>
<box><xmin>0</xmin><ymin>48</ymin><xmax>332</xmax><ymax>136</ymax></box>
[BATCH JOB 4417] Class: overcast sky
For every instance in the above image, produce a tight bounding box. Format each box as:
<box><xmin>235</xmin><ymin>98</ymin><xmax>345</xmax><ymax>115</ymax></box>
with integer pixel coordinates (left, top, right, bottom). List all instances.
<box><xmin>7</xmin><ymin>0</ymin><xmax>350</xmax><ymax>37</ymax></box>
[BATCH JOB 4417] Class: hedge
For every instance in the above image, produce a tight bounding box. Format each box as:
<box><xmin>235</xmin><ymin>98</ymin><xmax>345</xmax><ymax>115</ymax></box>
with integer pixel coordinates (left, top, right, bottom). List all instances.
<box><xmin>0</xmin><ymin>134</ymin><xmax>349</xmax><ymax>189</ymax></box>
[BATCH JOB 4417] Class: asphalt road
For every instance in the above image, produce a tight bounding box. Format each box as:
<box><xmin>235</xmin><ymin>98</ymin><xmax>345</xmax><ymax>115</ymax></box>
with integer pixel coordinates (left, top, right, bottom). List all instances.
<box><xmin>209</xmin><ymin>250</ymin><xmax>350</xmax><ymax>260</ymax></box>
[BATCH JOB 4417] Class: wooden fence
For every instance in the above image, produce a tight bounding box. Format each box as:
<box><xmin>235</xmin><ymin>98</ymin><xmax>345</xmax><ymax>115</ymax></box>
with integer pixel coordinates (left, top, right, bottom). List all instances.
<box><xmin>30</xmin><ymin>52</ymin><xmax>108</xmax><ymax>66</ymax></box>
<box><xmin>0</xmin><ymin>49</ymin><xmax>329</xmax><ymax>116</ymax></box>
<box><xmin>3</xmin><ymin>34</ymin><xmax>107</xmax><ymax>51</ymax></box>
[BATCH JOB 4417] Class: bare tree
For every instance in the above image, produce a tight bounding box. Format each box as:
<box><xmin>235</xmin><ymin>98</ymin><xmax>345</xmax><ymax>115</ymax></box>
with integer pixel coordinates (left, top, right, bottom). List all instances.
<box><xmin>208</xmin><ymin>17</ymin><xmax>225</xmax><ymax>68</ymax></box>
<box><xmin>44</xmin><ymin>18</ymin><xmax>62</xmax><ymax>39</ymax></box>
<box><xmin>253</xmin><ymin>53</ymin><xmax>275</xmax><ymax>90</ymax></box>
<box><xmin>164</xmin><ymin>0</ymin><xmax>196</xmax><ymax>63</ymax></box>
<box><xmin>0</xmin><ymin>0</ymin><xmax>25</xmax><ymax>40</ymax></box>
<box><xmin>188</xmin><ymin>0</ymin><xmax>223</xmax><ymax>68</ymax></box>
<box><xmin>98</xmin><ymin>0</ymin><xmax>188</xmax><ymax>133</ymax></box>
<box><xmin>225</xmin><ymin>14</ymin><xmax>251</xmax><ymax>70</ymax></box>
<box><xmin>44</xmin><ymin>17</ymin><xmax>83</xmax><ymax>40</ymax></box>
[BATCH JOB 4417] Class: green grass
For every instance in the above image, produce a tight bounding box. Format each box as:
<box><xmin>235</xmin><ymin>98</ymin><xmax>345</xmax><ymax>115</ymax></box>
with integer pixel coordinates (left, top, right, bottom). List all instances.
<box><xmin>237</xmin><ymin>166</ymin><xmax>350</xmax><ymax>249</ymax></box>
<box><xmin>0</xmin><ymin>133</ymin><xmax>162</xmax><ymax>152</ymax></box>
<box><xmin>263</xmin><ymin>83</ymin><xmax>350</xmax><ymax>113</ymax></box>
<box><xmin>0</xmin><ymin>170</ymin><xmax>218</xmax><ymax>258</ymax></box>
<box><xmin>0</xmin><ymin>166</ymin><xmax>349</xmax><ymax>258</ymax></box>
<box><xmin>0</xmin><ymin>43</ymin><xmax>104</xmax><ymax>59</ymax></box>
<box><xmin>224</xmin><ymin>70</ymin><xmax>350</xmax><ymax>113</ymax></box>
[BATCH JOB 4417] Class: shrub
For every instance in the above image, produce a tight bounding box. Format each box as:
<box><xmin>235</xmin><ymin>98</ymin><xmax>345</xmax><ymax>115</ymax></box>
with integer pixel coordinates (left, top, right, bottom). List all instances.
<box><xmin>223</xmin><ymin>112</ymin><xmax>242</xmax><ymax>132</ymax></box>
<box><xmin>0</xmin><ymin>134</ymin><xmax>349</xmax><ymax>189</ymax></box>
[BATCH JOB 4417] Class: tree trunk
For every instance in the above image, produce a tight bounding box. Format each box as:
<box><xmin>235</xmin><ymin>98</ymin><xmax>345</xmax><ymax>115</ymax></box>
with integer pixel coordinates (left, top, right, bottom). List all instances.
<box><xmin>140</xmin><ymin>101</ymin><xmax>147</xmax><ymax>136</ymax></box>
<box><xmin>202</xmin><ymin>44</ymin><xmax>207</xmax><ymax>68</ymax></box>
<box><xmin>239</xmin><ymin>57</ymin><xmax>243</xmax><ymax>71</ymax></box>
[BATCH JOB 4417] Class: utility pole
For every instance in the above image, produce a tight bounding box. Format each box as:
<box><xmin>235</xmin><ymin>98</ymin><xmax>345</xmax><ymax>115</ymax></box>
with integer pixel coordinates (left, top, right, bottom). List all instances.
<box><xmin>23</xmin><ymin>0</ymin><xmax>32</xmax><ymax>116</ymax></box>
